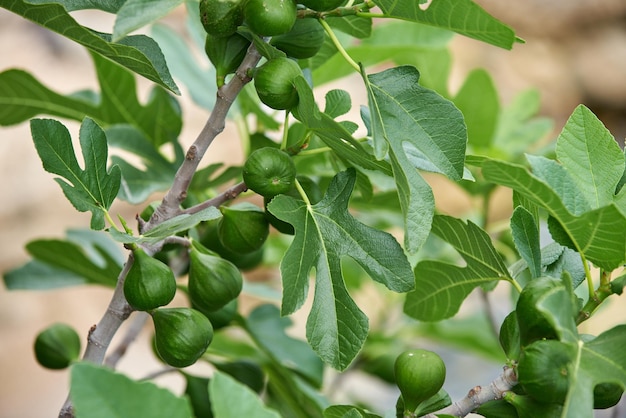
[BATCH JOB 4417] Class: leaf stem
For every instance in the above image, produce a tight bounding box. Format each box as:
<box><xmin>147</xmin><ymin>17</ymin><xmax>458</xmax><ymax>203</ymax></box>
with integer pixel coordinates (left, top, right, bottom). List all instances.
<box><xmin>508</xmin><ymin>277</ymin><xmax>523</xmax><ymax>294</ymax></box>
<box><xmin>319</xmin><ymin>19</ymin><xmax>360</xmax><ymax>72</ymax></box>
<box><xmin>294</xmin><ymin>177</ymin><xmax>312</xmax><ymax>207</ymax></box>
<box><xmin>280</xmin><ymin>111</ymin><xmax>290</xmax><ymax>151</ymax></box>
<box><xmin>103</xmin><ymin>209</ymin><xmax>121</xmax><ymax>232</ymax></box>
<box><xmin>581</xmin><ymin>253</ymin><xmax>596</xmax><ymax>300</ymax></box>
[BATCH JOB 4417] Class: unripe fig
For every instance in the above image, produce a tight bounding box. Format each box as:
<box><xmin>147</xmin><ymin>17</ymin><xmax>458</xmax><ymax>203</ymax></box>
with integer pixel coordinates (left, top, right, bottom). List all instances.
<box><xmin>254</xmin><ymin>57</ymin><xmax>302</xmax><ymax>110</ymax></box>
<box><xmin>199</xmin><ymin>0</ymin><xmax>244</xmax><ymax>38</ymax></box>
<box><xmin>205</xmin><ymin>32</ymin><xmax>251</xmax><ymax>87</ymax></box>
<box><xmin>243</xmin><ymin>147</ymin><xmax>296</xmax><ymax>198</ymax></box>
<box><xmin>593</xmin><ymin>382</ymin><xmax>624</xmax><ymax>409</ymax></box>
<box><xmin>243</xmin><ymin>0</ymin><xmax>297</xmax><ymax>36</ymax></box>
<box><xmin>197</xmin><ymin>298</ymin><xmax>238</xmax><ymax>330</ymax></box>
<box><xmin>217</xmin><ymin>203</ymin><xmax>269</xmax><ymax>254</ymax></box>
<box><xmin>198</xmin><ymin>219</ymin><xmax>265</xmax><ymax>270</ymax></box>
<box><xmin>151</xmin><ymin>307</ymin><xmax>214</xmax><ymax>368</ymax></box>
<box><xmin>188</xmin><ymin>240</ymin><xmax>243</xmax><ymax>312</ymax></box>
<box><xmin>34</xmin><ymin>323</ymin><xmax>81</xmax><ymax>370</ymax></box>
<box><xmin>517</xmin><ymin>340</ymin><xmax>572</xmax><ymax>404</ymax></box>
<box><xmin>270</xmin><ymin>18</ymin><xmax>325</xmax><ymax>59</ymax></box>
<box><xmin>123</xmin><ymin>248</ymin><xmax>176</xmax><ymax>311</ymax></box>
<box><xmin>394</xmin><ymin>349</ymin><xmax>446</xmax><ymax>413</ymax></box>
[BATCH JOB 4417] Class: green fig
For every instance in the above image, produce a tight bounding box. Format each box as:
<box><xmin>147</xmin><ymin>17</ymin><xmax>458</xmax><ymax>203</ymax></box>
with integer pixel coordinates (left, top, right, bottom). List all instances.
<box><xmin>517</xmin><ymin>340</ymin><xmax>572</xmax><ymax>404</ymax></box>
<box><xmin>34</xmin><ymin>323</ymin><xmax>81</xmax><ymax>370</ymax></box>
<box><xmin>243</xmin><ymin>0</ymin><xmax>297</xmax><ymax>36</ymax></box>
<box><xmin>204</xmin><ymin>32</ymin><xmax>251</xmax><ymax>87</ymax></box>
<box><xmin>197</xmin><ymin>298</ymin><xmax>239</xmax><ymax>330</ymax></box>
<box><xmin>198</xmin><ymin>219</ymin><xmax>265</xmax><ymax>270</ymax></box>
<box><xmin>188</xmin><ymin>240</ymin><xmax>243</xmax><ymax>312</ymax></box>
<box><xmin>394</xmin><ymin>349</ymin><xmax>446</xmax><ymax>413</ymax></box>
<box><xmin>151</xmin><ymin>307</ymin><xmax>214</xmax><ymax>368</ymax></box>
<box><xmin>270</xmin><ymin>18</ymin><xmax>325</xmax><ymax>59</ymax></box>
<box><xmin>217</xmin><ymin>202</ymin><xmax>269</xmax><ymax>254</ymax></box>
<box><xmin>199</xmin><ymin>0</ymin><xmax>244</xmax><ymax>38</ymax></box>
<box><xmin>243</xmin><ymin>147</ymin><xmax>296</xmax><ymax>198</ymax></box>
<box><xmin>124</xmin><ymin>248</ymin><xmax>177</xmax><ymax>311</ymax></box>
<box><xmin>253</xmin><ymin>57</ymin><xmax>302</xmax><ymax>110</ymax></box>
<box><xmin>593</xmin><ymin>382</ymin><xmax>624</xmax><ymax>409</ymax></box>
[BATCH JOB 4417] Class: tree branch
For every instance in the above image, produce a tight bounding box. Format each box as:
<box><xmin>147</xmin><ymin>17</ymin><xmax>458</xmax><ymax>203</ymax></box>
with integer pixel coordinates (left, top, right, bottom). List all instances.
<box><xmin>181</xmin><ymin>181</ymin><xmax>248</xmax><ymax>215</ymax></box>
<box><xmin>422</xmin><ymin>366</ymin><xmax>518</xmax><ymax>417</ymax></box>
<box><xmin>104</xmin><ymin>311</ymin><xmax>150</xmax><ymax>369</ymax></box>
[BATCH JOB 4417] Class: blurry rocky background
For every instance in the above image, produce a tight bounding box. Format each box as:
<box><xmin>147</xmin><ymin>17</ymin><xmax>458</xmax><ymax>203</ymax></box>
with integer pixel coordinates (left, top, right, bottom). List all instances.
<box><xmin>1</xmin><ymin>1</ymin><xmax>625</xmax><ymax>416</ymax></box>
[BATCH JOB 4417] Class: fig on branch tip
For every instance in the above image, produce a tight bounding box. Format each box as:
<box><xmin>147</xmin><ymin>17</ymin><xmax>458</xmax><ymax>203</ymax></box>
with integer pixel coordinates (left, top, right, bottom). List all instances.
<box><xmin>151</xmin><ymin>307</ymin><xmax>214</xmax><ymax>368</ymax></box>
<box><xmin>34</xmin><ymin>323</ymin><xmax>81</xmax><ymax>370</ymax></box>
<box><xmin>394</xmin><ymin>349</ymin><xmax>446</xmax><ymax>413</ymax></box>
<box><xmin>123</xmin><ymin>248</ymin><xmax>177</xmax><ymax>311</ymax></box>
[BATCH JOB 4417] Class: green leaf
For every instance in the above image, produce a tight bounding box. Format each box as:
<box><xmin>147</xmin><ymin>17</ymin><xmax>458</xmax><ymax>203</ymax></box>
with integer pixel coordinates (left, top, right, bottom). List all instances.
<box><xmin>555</xmin><ymin>105</ymin><xmax>624</xmax><ymax>209</ymax></box>
<box><xmin>267</xmin><ymin>169</ymin><xmax>414</xmax><ymax>370</ymax></box>
<box><xmin>4</xmin><ymin>229</ymin><xmax>123</xmax><ymax>290</ymax></box>
<box><xmin>482</xmin><ymin>159</ymin><xmax>626</xmax><ymax>270</ymax></box>
<box><xmin>324</xmin><ymin>89</ymin><xmax>351</xmax><ymax>118</ymax></box>
<box><xmin>2</xmin><ymin>0</ymin><xmax>179</xmax><ymax>93</ymax></box>
<box><xmin>510</xmin><ymin>207</ymin><xmax>541</xmax><ymax>279</ymax></box>
<box><xmin>372</xmin><ymin>0</ymin><xmax>519</xmax><ymax>49</ymax></box>
<box><xmin>326</xmin><ymin>15</ymin><xmax>372</xmax><ymax>39</ymax></box>
<box><xmin>113</xmin><ymin>0</ymin><xmax>184</xmax><ymax>41</ymax></box>
<box><xmin>363</xmin><ymin>65</ymin><xmax>466</xmax><ymax>252</ymax></box>
<box><xmin>453</xmin><ymin>68</ymin><xmax>499</xmax><ymax>149</ymax></box>
<box><xmin>244</xmin><ymin>304</ymin><xmax>324</xmax><ymax>387</ymax></box>
<box><xmin>109</xmin><ymin>207</ymin><xmax>222</xmax><ymax>245</ymax></box>
<box><xmin>209</xmin><ymin>371</ymin><xmax>281</xmax><ymax>418</ymax></box>
<box><xmin>31</xmin><ymin>118</ymin><xmax>120</xmax><ymax>230</ymax></box>
<box><xmin>26</xmin><ymin>0</ymin><xmax>125</xmax><ymax>13</ymax></box>
<box><xmin>0</xmin><ymin>53</ymin><xmax>182</xmax><ymax>147</ymax></box>
<box><xmin>404</xmin><ymin>215</ymin><xmax>510</xmax><ymax>321</ymax></box>
<box><xmin>71</xmin><ymin>362</ymin><xmax>193</xmax><ymax>418</ymax></box>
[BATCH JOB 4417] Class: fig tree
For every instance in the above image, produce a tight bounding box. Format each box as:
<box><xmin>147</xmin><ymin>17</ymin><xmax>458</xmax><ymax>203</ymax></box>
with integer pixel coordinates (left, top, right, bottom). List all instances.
<box><xmin>151</xmin><ymin>307</ymin><xmax>214</xmax><ymax>368</ymax></box>
<box><xmin>123</xmin><ymin>248</ymin><xmax>177</xmax><ymax>311</ymax></box>
<box><xmin>394</xmin><ymin>349</ymin><xmax>446</xmax><ymax>413</ymax></box>
<box><xmin>188</xmin><ymin>240</ymin><xmax>243</xmax><ymax>312</ymax></box>
<box><xmin>243</xmin><ymin>147</ymin><xmax>296</xmax><ymax>198</ymax></box>
<box><xmin>217</xmin><ymin>202</ymin><xmax>269</xmax><ymax>254</ymax></box>
<box><xmin>34</xmin><ymin>323</ymin><xmax>81</xmax><ymax>370</ymax></box>
<box><xmin>254</xmin><ymin>57</ymin><xmax>302</xmax><ymax>110</ymax></box>
<box><xmin>243</xmin><ymin>0</ymin><xmax>297</xmax><ymax>36</ymax></box>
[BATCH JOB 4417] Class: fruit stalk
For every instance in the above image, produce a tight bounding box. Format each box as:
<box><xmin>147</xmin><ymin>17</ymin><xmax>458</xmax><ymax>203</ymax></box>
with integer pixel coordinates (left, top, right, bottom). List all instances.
<box><xmin>421</xmin><ymin>367</ymin><xmax>518</xmax><ymax>418</ymax></box>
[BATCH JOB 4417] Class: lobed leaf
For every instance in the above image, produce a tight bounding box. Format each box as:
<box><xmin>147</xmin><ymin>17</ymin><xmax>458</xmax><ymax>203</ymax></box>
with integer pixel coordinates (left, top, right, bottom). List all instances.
<box><xmin>31</xmin><ymin>118</ymin><xmax>120</xmax><ymax>230</ymax></box>
<box><xmin>209</xmin><ymin>372</ymin><xmax>281</xmax><ymax>418</ymax></box>
<box><xmin>2</xmin><ymin>0</ymin><xmax>179</xmax><ymax>93</ymax></box>
<box><xmin>404</xmin><ymin>215</ymin><xmax>510</xmax><ymax>321</ymax></box>
<box><xmin>268</xmin><ymin>169</ymin><xmax>414</xmax><ymax>370</ymax></box>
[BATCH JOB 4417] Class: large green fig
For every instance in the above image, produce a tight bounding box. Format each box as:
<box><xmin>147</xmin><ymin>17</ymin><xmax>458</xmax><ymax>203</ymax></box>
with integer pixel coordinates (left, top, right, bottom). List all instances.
<box><xmin>217</xmin><ymin>202</ymin><xmax>269</xmax><ymax>254</ymax></box>
<box><xmin>253</xmin><ymin>57</ymin><xmax>302</xmax><ymax>110</ymax></box>
<box><xmin>199</xmin><ymin>0</ymin><xmax>244</xmax><ymax>38</ymax></box>
<box><xmin>517</xmin><ymin>340</ymin><xmax>572</xmax><ymax>404</ymax></box>
<box><xmin>593</xmin><ymin>382</ymin><xmax>624</xmax><ymax>409</ymax></box>
<box><xmin>34</xmin><ymin>323</ymin><xmax>81</xmax><ymax>370</ymax></box>
<box><xmin>205</xmin><ymin>32</ymin><xmax>251</xmax><ymax>87</ymax></box>
<box><xmin>198</xmin><ymin>219</ymin><xmax>264</xmax><ymax>270</ymax></box>
<box><xmin>188</xmin><ymin>240</ymin><xmax>243</xmax><ymax>313</ymax></box>
<box><xmin>123</xmin><ymin>248</ymin><xmax>177</xmax><ymax>311</ymax></box>
<box><xmin>243</xmin><ymin>0</ymin><xmax>297</xmax><ymax>36</ymax></box>
<box><xmin>243</xmin><ymin>147</ymin><xmax>296</xmax><ymax>198</ymax></box>
<box><xmin>151</xmin><ymin>307</ymin><xmax>214</xmax><ymax>368</ymax></box>
<box><xmin>270</xmin><ymin>18</ymin><xmax>325</xmax><ymax>59</ymax></box>
<box><xmin>394</xmin><ymin>349</ymin><xmax>446</xmax><ymax>413</ymax></box>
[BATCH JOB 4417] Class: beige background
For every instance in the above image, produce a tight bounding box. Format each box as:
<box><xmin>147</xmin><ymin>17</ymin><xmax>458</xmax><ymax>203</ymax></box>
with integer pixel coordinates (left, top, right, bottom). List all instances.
<box><xmin>1</xmin><ymin>1</ymin><xmax>626</xmax><ymax>417</ymax></box>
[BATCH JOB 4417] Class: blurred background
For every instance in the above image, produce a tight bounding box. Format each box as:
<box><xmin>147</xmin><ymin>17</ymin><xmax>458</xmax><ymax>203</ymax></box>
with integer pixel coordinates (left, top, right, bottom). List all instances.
<box><xmin>1</xmin><ymin>1</ymin><xmax>626</xmax><ymax>416</ymax></box>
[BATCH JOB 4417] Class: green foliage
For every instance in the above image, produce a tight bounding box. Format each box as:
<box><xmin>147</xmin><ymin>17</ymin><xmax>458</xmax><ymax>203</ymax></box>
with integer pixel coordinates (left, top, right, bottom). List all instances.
<box><xmin>3</xmin><ymin>1</ymin><xmax>626</xmax><ymax>417</ymax></box>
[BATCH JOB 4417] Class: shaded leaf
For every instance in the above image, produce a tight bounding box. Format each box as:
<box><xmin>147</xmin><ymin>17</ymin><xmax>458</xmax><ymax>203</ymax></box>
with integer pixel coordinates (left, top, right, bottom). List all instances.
<box><xmin>71</xmin><ymin>363</ymin><xmax>193</xmax><ymax>418</ymax></box>
<box><xmin>31</xmin><ymin>118</ymin><xmax>120</xmax><ymax>230</ymax></box>
<box><xmin>326</xmin><ymin>16</ymin><xmax>372</xmax><ymax>39</ymax></box>
<box><xmin>3</xmin><ymin>0</ymin><xmax>178</xmax><ymax>93</ymax></box>
<box><xmin>324</xmin><ymin>405</ymin><xmax>381</xmax><ymax>418</ymax></box>
<box><xmin>511</xmin><ymin>207</ymin><xmax>541</xmax><ymax>279</ymax></box>
<box><xmin>404</xmin><ymin>215</ymin><xmax>510</xmax><ymax>321</ymax></box>
<box><xmin>113</xmin><ymin>0</ymin><xmax>184</xmax><ymax>41</ymax></box>
<box><xmin>268</xmin><ymin>169</ymin><xmax>414</xmax><ymax>370</ymax></box>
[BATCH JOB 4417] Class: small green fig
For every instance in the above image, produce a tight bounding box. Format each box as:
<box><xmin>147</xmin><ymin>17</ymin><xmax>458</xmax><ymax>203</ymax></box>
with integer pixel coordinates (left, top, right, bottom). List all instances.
<box><xmin>205</xmin><ymin>32</ymin><xmax>251</xmax><ymax>87</ymax></box>
<box><xmin>217</xmin><ymin>202</ymin><xmax>269</xmax><ymax>254</ymax></box>
<box><xmin>188</xmin><ymin>240</ymin><xmax>243</xmax><ymax>312</ymax></box>
<box><xmin>199</xmin><ymin>0</ymin><xmax>244</xmax><ymax>38</ymax></box>
<box><xmin>593</xmin><ymin>382</ymin><xmax>624</xmax><ymax>409</ymax></box>
<box><xmin>394</xmin><ymin>349</ymin><xmax>446</xmax><ymax>413</ymax></box>
<box><xmin>253</xmin><ymin>57</ymin><xmax>302</xmax><ymax>110</ymax></box>
<box><xmin>243</xmin><ymin>0</ymin><xmax>297</xmax><ymax>36</ymax></box>
<box><xmin>517</xmin><ymin>340</ymin><xmax>572</xmax><ymax>404</ymax></box>
<box><xmin>34</xmin><ymin>323</ymin><xmax>81</xmax><ymax>370</ymax></box>
<box><xmin>123</xmin><ymin>248</ymin><xmax>177</xmax><ymax>311</ymax></box>
<box><xmin>243</xmin><ymin>147</ymin><xmax>296</xmax><ymax>198</ymax></box>
<box><xmin>151</xmin><ymin>307</ymin><xmax>214</xmax><ymax>368</ymax></box>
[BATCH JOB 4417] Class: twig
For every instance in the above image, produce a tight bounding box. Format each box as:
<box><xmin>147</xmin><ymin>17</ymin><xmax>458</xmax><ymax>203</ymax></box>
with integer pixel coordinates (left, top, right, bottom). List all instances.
<box><xmin>104</xmin><ymin>311</ymin><xmax>150</xmax><ymax>369</ymax></box>
<box><xmin>422</xmin><ymin>366</ymin><xmax>518</xmax><ymax>418</ymax></box>
<box><xmin>181</xmin><ymin>181</ymin><xmax>248</xmax><ymax>215</ymax></box>
<box><xmin>144</xmin><ymin>44</ymin><xmax>262</xmax><ymax>230</ymax></box>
